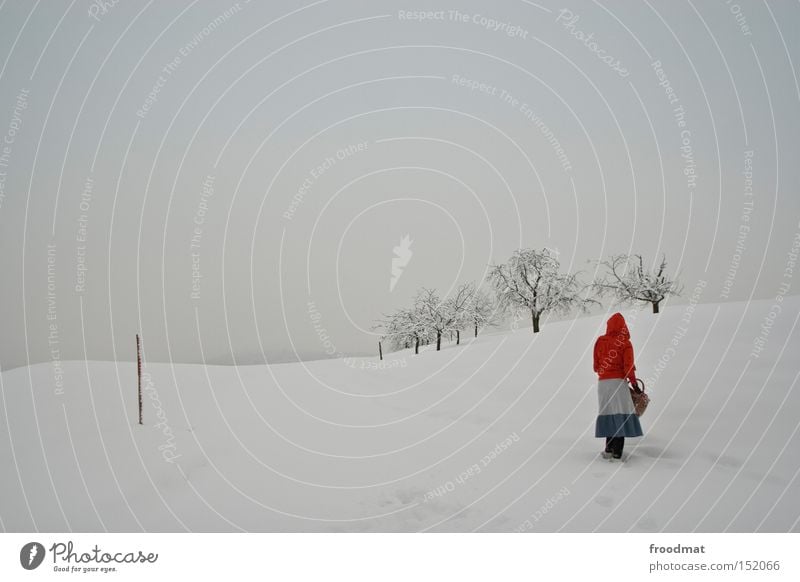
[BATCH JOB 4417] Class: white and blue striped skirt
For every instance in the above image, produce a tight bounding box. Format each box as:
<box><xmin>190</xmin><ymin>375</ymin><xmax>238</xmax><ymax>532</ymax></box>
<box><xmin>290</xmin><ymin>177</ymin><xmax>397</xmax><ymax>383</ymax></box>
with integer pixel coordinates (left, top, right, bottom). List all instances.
<box><xmin>595</xmin><ymin>378</ymin><xmax>643</xmax><ymax>438</ymax></box>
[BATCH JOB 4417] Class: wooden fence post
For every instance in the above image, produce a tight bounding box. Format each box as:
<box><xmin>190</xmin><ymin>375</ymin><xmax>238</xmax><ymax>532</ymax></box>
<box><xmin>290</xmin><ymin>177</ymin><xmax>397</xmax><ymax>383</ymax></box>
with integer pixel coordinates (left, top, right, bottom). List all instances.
<box><xmin>136</xmin><ymin>333</ymin><xmax>143</xmax><ymax>425</ymax></box>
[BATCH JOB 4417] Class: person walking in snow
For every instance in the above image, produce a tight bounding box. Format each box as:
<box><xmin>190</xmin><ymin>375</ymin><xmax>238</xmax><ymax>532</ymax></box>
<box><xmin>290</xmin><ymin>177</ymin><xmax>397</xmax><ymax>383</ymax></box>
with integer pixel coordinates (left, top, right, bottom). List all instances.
<box><xmin>593</xmin><ymin>312</ymin><xmax>643</xmax><ymax>460</ymax></box>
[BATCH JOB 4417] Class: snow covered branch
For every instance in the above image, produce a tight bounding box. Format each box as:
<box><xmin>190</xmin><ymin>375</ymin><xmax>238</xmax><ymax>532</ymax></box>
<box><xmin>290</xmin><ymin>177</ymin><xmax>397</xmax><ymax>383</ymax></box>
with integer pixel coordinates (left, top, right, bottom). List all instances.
<box><xmin>593</xmin><ymin>254</ymin><xmax>682</xmax><ymax>313</ymax></box>
<box><xmin>488</xmin><ymin>248</ymin><xmax>597</xmax><ymax>333</ymax></box>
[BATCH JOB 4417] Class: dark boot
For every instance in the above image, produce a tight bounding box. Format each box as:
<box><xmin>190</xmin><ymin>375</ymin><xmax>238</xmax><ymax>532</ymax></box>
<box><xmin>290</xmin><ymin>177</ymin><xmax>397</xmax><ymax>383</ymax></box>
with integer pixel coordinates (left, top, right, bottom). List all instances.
<box><xmin>611</xmin><ymin>437</ymin><xmax>625</xmax><ymax>459</ymax></box>
<box><xmin>600</xmin><ymin>437</ymin><xmax>613</xmax><ymax>458</ymax></box>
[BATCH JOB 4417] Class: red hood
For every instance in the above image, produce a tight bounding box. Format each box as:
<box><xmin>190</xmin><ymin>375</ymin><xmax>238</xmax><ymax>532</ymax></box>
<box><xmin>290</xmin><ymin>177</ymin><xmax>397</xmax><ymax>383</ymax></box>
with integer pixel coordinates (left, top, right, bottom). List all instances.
<box><xmin>605</xmin><ymin>312</ymin><xmax>629</xmax><ymax>336</ymax></box>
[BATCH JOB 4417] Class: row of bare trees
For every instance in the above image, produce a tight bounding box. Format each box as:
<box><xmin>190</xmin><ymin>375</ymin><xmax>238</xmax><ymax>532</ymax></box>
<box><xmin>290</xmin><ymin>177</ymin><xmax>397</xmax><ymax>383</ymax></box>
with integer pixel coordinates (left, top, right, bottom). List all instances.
<box><xmin>376</xmin><ymin>283</ymin><xmax>499</xmax><ymax>354</ymax></box>
<box><xmin>375</xmin><ymin>249</ymin><xmax>681</xmax><ymax>357</ymax></box>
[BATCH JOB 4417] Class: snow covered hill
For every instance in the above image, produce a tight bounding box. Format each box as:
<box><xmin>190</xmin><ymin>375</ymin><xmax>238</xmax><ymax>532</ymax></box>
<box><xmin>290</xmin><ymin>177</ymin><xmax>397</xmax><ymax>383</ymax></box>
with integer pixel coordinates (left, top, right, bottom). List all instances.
<box><xmin>2</xmin><ymin>296</ymin><xmax>799</xmax><ymax>532</ymax></box>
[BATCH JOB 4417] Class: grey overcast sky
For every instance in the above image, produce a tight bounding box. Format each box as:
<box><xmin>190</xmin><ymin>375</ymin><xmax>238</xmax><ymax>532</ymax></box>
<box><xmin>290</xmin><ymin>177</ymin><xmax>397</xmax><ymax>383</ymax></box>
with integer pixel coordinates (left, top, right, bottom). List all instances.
<box><xmin>0</xmin><ymin>0</ymin><xmax>798</xmax><ymax>370</ymax></box>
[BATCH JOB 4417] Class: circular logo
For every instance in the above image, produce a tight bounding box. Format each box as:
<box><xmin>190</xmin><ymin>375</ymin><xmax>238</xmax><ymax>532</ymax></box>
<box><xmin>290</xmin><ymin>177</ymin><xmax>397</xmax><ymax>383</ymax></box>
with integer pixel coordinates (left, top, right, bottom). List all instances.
<box><xmin>20</xmin><ymin>542</ymin><xmax>45</xmax><ymax>570</ymax></box>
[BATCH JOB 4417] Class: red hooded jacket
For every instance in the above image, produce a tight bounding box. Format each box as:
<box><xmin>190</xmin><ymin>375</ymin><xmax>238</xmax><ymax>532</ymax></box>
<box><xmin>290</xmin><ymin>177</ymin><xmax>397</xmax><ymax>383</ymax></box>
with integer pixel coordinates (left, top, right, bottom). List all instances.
<box><xmin>593</xmin><ymin>313</ymin><xmax>637</xmax><ymax>383</ymax></box>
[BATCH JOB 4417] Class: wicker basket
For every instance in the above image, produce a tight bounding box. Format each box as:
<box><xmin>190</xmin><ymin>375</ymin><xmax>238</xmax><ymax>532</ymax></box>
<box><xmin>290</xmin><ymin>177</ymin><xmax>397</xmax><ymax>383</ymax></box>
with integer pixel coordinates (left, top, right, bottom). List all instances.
<box><xmin>630</xmin><ymin>379</ymin><xmax>650</xmax><ymax>417</ymax></box>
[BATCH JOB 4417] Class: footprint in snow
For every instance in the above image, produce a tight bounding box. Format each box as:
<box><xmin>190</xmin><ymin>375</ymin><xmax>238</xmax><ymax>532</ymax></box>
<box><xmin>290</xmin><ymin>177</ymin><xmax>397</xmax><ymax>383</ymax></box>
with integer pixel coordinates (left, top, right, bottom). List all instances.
<box><xmin>396</xmin><ymin>488</ymin><xmax>424</xmax><ymax>504</ymax></box>
<box><xmin>636</xmin><ymin>515</ymin><xmax>660</xmax><ymax>532</ymax></box>
<box><xmin>713</xmin><ymin>454</ymin><xmax>742</xmax><ymax>469</ymax></box>
<box><xmin>594</xmin><ymin>495</ymin><xmax>615</xmax><ymax>508</ymax></box>
<box><xmin>635</xmin><ymin>445</ymin><xmax>678</xmax><ymax>460</ymax></box>
<box><xmin>377</xmin><ymin>488</ymin><xmax>425</xmax><ymax>508</ymax></box>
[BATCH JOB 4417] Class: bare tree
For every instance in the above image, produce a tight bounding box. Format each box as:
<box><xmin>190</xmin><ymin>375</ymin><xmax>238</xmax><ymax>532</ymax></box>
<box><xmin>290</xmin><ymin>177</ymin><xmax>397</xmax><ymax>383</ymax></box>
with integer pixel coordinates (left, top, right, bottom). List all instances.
<box><xmin>415</xmin><ymin>288</ymin><xmax>449</xmax><ymax>351</ymax></box>
<box><xmin>488</xmin><ymin>248</ymin><xmax>596</xmax><ymax>333</ymax></box>
<box><xmin>415</xmin><ymin>285</ymin><xmax>474</xmax><ymax>351</ymax></box>
<box><xmin>465</xmin><ymin>286</ymin><xmax>499</xmax><ymax>338</ymax></box>
<box><xmin>594</xmin><ymin>254</ymin><xmax>681</xmax><ymax>313</ymax></box>
<box><xmin>444</xmin><ymin>283</ymin><xmax>475</xmax><ymax>346</ymax></box>
<box><xmin>374</xmin><ymin>307</ymin><xmax>428</xmax><ymax>355</ymax></box>
<box><xmin>373</xmin><ymin>282</ymin><xmax>497</xmax><ymax>355</ymax></box>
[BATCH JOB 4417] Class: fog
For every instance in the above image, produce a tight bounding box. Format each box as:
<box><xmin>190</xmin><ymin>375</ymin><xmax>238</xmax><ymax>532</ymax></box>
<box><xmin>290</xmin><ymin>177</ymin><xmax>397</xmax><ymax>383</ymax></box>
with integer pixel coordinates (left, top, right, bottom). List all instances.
<box><xmin>1</xmin><ymin>0</ymin><xmax>798</xmax><ymax>371</ymax></box>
